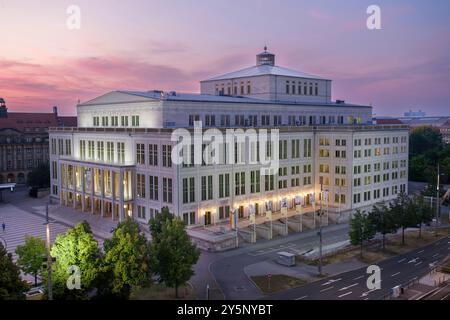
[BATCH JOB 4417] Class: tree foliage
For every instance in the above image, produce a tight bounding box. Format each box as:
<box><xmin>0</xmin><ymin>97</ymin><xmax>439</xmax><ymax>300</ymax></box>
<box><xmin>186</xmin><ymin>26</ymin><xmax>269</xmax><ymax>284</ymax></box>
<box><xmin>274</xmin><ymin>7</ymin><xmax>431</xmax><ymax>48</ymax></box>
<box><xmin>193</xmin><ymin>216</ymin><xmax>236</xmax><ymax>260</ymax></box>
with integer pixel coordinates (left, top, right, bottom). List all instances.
<box><xmin>15</xmin><ymin>235</ymin><xmax>46</xmax><ymax>286</ymax></box>
<box><xmin>368</xmin><ymin>204</ymin><xmax>397</xmax><ymax>250</ymax></box>
<box><xmin>349</xmin><ymin>210</ymin><xmax>376</xmax><ymax>257</ymax></box>
<box><xmin>27</xmin><ymin>162</ymin><xmax>50</xmax><ymax>188</ymax></box>
<box><xmin>148</xmin><ymin>206</ymin><xmax>174</xmax><ymax>242</ymax></box>
<box><xmin>150</xmin><ymin>217</ymin><xmax>200</xmax><ymax>297</ymax></box>
<box><xmin>0</xmin><ymin>242</ymin><xmax>28</xmax><ymax>300</ymax></box>
<box><xmin>47</xmin><ymin>221</ymin><xmax>102</xmax><ymax>300</ymax></box>
<box><xmin>102</xmin><ymin>219</ymin><xmax>151</xmax><ymax>299</ymax></box>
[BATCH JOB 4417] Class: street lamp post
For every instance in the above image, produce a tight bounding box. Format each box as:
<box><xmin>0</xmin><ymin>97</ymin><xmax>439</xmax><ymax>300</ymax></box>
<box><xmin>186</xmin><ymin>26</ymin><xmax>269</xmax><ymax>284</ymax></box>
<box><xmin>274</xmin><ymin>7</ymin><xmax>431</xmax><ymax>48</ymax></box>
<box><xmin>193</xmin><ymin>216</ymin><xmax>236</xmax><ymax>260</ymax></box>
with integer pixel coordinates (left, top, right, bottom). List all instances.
<box><xmin>44</xmin><ymin>203</ymin><xmax>53</xmax><ymax>300</ymax></box>
<box><xmin>318</xmin><ymin>179</ymin><xmax>324</xmax><ymax>276</ymax></box>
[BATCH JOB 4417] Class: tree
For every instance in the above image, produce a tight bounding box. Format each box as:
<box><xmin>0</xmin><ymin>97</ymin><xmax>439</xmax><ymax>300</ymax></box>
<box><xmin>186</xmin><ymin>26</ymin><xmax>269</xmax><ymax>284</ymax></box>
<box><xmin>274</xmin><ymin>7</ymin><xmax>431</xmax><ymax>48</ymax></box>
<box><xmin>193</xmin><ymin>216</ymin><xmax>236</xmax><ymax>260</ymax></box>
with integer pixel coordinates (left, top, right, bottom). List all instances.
<box><xmin>46</xmin><ymin>221</ymin><xmax>102</xmax><ymax>300</ymax></box>
<box><xmin>412</xmin><ymin>195</ymin><xmax>434</xmax><ymax>238</ymax></box>
<box><xmin>148</xmin><ymin>206</ymin><xmax>174</xmax><ymax>242</ymax></box>
<box><xmin>150</xmin><ymin>218</ymin><xmax>200</xmax><ymax>297</ymax></box>
<box><xmin>0</xmin><ymin>242</ymin><xmax>28</xmax><ymax>300</ymax></box>
<box><xmin>390</xmin><ymin>192</ymin><xmax>415</xmax><ymax>245</ymax></box>
<box><xmin>27</xmin><ymin>162</ymin><xmax>50</xmax><ymax>188</ymax></box>
<box><xmin>103</xmin><ymin>219</ymin><xmax>151</xmax><ymax>299</ymax></box>
<box><xmin>368</xmin><ymin>204</ymin><xmax>397</xmax><ymax>250</ymax></box>
<box><xmin>349</xmin><ymin>210</ymin><xmax>376</xmax><ymax>257</ymax></box>
<box><xmin>15</xmin><ymin>235</ymin><xmax>46</xmax><ymax>286</ymax></box>
<box><xmin>409</xmin><ymin>126</ymin><xmax>443</xmax><ymax>158</ymax></box>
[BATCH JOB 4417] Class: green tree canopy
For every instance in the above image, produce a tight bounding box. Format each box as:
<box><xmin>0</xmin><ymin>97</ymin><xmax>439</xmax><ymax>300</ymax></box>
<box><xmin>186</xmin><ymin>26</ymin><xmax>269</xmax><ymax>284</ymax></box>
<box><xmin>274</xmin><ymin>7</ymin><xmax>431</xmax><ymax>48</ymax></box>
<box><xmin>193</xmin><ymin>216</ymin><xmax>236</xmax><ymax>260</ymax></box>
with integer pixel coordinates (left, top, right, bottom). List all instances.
<box><xmin>349</xmin><ymin>210</ymin><xmax>376</xmax><ymax>257</ymax></box>
<box><xmin>149</xmin><ymin>206</ymin><xmax>174</xmax><ymax>242</ymax></box>
<box><xmin>102</xmin><ymin>219</ymin><xmax>151</xmax><ymax>299</ymax></box>
<box><xmin>47</xmin><ymin>221</ymin><xmax>102</xmax><ymax>300</ymax></box>
<box><xmin>150</xmin><ymin>217</ymin><xmax>200</xmax><ymax>298</ymax></box>
<box><xmin>0</xmin><ymin>242</ymin><xmax>28</xmax><ymax>300</ymax></box>
<box><xmin>15</xmin><ymin>235</ymin><xmax>46</xmax><ymax>286</ymax></box>
<box><xmin>390</xmin><ymin>192</ymin><xmax>416</xmax><ymax>245</ymax></box>
<box><xmin>368</xmin><ymin>204</ymin><xmax>397</xmax><ymax>250</ymax></box>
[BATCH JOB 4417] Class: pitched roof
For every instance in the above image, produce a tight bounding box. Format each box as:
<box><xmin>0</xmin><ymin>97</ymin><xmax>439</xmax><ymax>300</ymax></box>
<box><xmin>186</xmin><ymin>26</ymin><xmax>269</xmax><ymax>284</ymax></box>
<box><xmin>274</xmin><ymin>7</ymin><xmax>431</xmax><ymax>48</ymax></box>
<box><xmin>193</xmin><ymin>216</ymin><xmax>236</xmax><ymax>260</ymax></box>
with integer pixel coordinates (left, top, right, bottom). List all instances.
<box><xmin>0</xmin><ymin>112</ymin><xmax>59</xmax><ymax>132</ymax></box>
<box><xmin>202</xmin><ymin>64</ymin><xmax>329</xmax><ymax>82</ymax></box>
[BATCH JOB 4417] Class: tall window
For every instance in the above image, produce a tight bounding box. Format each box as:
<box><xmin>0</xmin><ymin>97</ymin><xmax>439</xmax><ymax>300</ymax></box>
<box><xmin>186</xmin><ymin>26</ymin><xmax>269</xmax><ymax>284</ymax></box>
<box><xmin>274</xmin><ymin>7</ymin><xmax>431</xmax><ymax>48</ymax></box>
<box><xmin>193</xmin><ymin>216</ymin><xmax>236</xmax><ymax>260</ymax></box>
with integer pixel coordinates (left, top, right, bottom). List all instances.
<box><xmin>65</xmin><ymin>140</ymin><xmax>72</xmax><ymax>156</ymax></box>
<box><xmin>219</xmin><ymin>174</ymin><xmax>230</xmax><ymax>198</ymax></box>
<box><xmin>136</xmin><ymin>174</ymin><xmax>146</xmax><ymax>198</ymax></box>
<box><xmin>291</xmin><ymin>139</ymin><xmax>300</xmax><ymax>159</ymax></box>
<box><xmin>162</xmin><ymin>145</ymin><xmax>172</xmax><ymax>167</ymax></box>
<box><xmin>201</xmin><ymin>176</ymin><xmax>213</xmax><ymax>201</ymax></box>
<box><xmin>136</xmin><ymin>144</ymin><xmax>145</xmax><ymax>165</ymax></box>
<box><xmin>111</xmin><ymin>116</ymin><xmax>118</xmax><ymax>126</ymax></box>
<box><xmin>182</xmin><ymin>177</ymin><xmax>195</xmax><ymax>203</ymax></box>
<box><xmin>163</xmin><ymin>177</ymin><xmax>172</xmax><ymax>203</ymax></box>
<box><xmin>235</xmin><ymin>172</ymin><xmax>245</xmax><ymax>196</ymax></box>
<box><xmin>303</xmin><ymin>139</ymin><xmax>312</xmax><ymax>157</ymax></box>
<box><xmin>79</xmin><ymin>140</ymin><xmax>86</xmax><ymax>160</ymax></box>
<box><xmin>250</xmin><ymin>170</ymin><xmax>260</xmax><ymax>193</ymax></box>
<box><xmin>97</xmin><ymin>141</ymin><xmax>104</xmax><ymax>161</ymax></box>
<box><xmin>117</xmin><ymin>142</ymin><xmax>125</xmax><ymax>164</ymax></box>
<box><xmin>106</xmin><ymin>142</ymin><xmax>114</xmax><ymax>162</ymax></box>
<box><xmin>148</xmin><ymin>144</ymin><xmax>158</xmax><ymax>166</ymax></box>
<box><xmin>121</xmin><ymin>116</ymin><xmax>128</xmax><ymax>127</ymax></box>
<box><xmin>149</xmin><ymin>176</ymin><xmax>158</xmax><ymax>200</ymax></box>
<box><xmin>265</xmin><ymin>173</ymin><xmax>274</xmax><ymax>191</ymax></box>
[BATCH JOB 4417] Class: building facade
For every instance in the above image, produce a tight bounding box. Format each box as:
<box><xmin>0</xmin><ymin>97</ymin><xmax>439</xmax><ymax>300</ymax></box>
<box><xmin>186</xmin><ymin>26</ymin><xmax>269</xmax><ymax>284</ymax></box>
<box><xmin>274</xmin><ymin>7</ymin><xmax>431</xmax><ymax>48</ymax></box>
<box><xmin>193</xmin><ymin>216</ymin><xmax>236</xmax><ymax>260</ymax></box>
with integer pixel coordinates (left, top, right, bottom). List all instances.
<box><xmin>48</xmin><ymin>50</ymin><xmax>409</xmax><ymax>227</ymax></box>
<box><xmin>0</xmin><ymin>98</ymin><xmax>77</xmax><ymax>184</ymax></box>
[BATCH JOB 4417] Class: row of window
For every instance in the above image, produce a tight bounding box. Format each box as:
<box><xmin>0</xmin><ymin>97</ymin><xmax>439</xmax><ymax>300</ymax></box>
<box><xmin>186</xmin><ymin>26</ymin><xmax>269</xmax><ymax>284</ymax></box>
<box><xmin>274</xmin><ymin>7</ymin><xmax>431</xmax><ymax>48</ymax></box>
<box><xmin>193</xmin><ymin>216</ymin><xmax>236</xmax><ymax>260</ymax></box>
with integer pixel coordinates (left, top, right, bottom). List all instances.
<box><xmin>93</xmin><ymin>115</ymin><xmax>140</xmax><ymax>127</ymax></box>
<box><xmin>215</xmin><ymin>81</ymin><xmax>251</xmax><ymax>96</ymax></box>
<box><xmin>285</xmin><ymin>81</ymin><xmax>319</xmax><ymax>96</ymax></box>
<box><xmin>51</xmin><ymin>138</ymin><xmax>72</xmax><ymax>156</ymax></box>
<box><xmin>353</xmin><ymin>184</ymin><xmax>407</xmax><ymax>204</ymax></box>
<box><xmin>136</xmin><ymin>174</ymin><xmax>173</xmax><ymax>203</ymax></box>
<box><xmin>188</xmin><ymin>114</ymin><xmax>364</xmax><ymax>127</ymax></box>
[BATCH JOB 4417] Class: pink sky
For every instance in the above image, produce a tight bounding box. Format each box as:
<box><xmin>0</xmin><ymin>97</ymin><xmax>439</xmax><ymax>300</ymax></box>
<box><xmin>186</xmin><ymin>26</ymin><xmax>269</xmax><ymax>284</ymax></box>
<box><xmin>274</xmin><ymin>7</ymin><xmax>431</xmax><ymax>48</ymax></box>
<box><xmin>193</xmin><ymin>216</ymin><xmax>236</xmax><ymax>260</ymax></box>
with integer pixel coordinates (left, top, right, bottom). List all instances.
<box><xmin>1</xmin><ymin>0</ymin><xmax>449</xmax><ymax>116</ymax></box>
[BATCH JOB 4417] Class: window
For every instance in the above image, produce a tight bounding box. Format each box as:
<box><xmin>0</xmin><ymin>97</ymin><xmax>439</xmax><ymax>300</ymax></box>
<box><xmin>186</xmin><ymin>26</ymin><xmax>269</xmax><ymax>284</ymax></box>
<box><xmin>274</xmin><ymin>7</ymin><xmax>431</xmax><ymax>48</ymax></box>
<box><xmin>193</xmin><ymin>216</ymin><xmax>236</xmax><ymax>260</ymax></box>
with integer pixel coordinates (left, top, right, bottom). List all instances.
<box><xmin>149</xmin><ymin>144</ymin><xmax>158</xmax><ymax>166</ymax></box>
<box><xmin>79</xmin><ymin>140</ymin><xmax>86</xmax><ymax>160</ymax></box>
<box><xmin>149</xmin><ymin>176</ymin><xmax>159</xmax><ymax>200</ymax></box>
<box><xmin>93</xmin><ymin>116</ymin><xmax>100</xmax><ymax>126</ymax></box>
<box><xmin>111</xmin><ymin>116</ymin><xmax>118</xmax><ymax>127</ymax></box>
<box><xmin>131</xmin><ymin>115</ymin><xmax>140</xmax><ymax>127</ymax></box>
<box><xmin>183</xmin><ymin>212</ymin><xmax>196</xmax><ymax>225</ymax></box>
<box><xmin>219</xmin><ymin>174</ymin><xmax>230</xmax><ymax>198</ymax></box>
<box><xmin>261</xmin><ymin>115</ymin><xmax>270</xmax><ymax>126</ymax></box>
<box><xmin>250</xmin><ymin>170</ymin><xmax>260</xmax><ymax>194</ymax></box>
<box><xmin>117</xmin><ymin>142</ymin><xmax>125</xmax><ymax>164</ymax></box>
<box><xmin>137</xmin><ymin>205</ymin><xmax>146</xmax><ymax>219</ymax></box>
<box><xmin>65</xmin><ymin>140</ymin><xmax>72</xmax><ymax>156</ymax></box>
<box><xmin>219</xmin><ymin>206</ymin><xmax>231</xmax><ymax>220</ymax></box>
<box><xmin>279</xmin><ymin>140</ymin><xmax>288</xmax><ymax>160</ymax></box>
<box><xmin>136</xmin><ymin>174</ymin><xmax>146</xmax><ymax>198</ymax></box>
<box><xmin>97</xmin><ymin>141</ymin><xmax>104</xmax><ymax>161</ymax></box>
<box><xmin>162</xmin><ymin>145</ymin><xmax>172</xmax><ymax>167</ymax></box>
<box><xmin>88</xmin><ymin>141</ymin><xmax>95</xmax><ymax>159</ymax></box>
<box><xmin>303</xmin><ymin>139</ymin><xmax>312</xmax><ymax>157</ymax></box>
<box><xmin>58</xmin><ymin>139</ymin><xmax>64</xmax><ymax>155</ymax></box>
<box><xmin>121</xmin><ymin>116</ymin><xmax>128</xmax><ymax>127</ymax></box>
<box><xmin>182</xmin><ymin>177</ymin><xmax>195</xmax><ymax>203</ymax></box>
<box><xmin>201</xmin><ymin>176</ymin><xmax>213</xmax><ymax>200</ymax></box>
<box><xmin>235</xmin><ymin>172</ymin><xmax>245</xmax><ymax>196</ymax></box>
<box><xmin>163</xmin><ymin>177</ymin><xmax>172</xmax><ymax>203</ymax></box>
<box><xmin>265</xmin><ymin>173</ymin><xmax>274</xmax><ymax>191</ymax></box>
<box><xmin>189</xmin><ymin>115</ymin><xmax>200</xmax><ymax>126</ymax></box>
<box><xmin>303</xmin><ymin>164</ymin><xmax>312</xmax><ymax>173</ymax></box>
<box><xmin>51</xmin><ymin>161</ymin><xmax>58</xmax><ymax>180</ymax></box>
<box><xmin>106</xmin><ymin>142</ymin><xmax>114</xmax><ymax>162</ymax></box>
<box><xmin>51</xmin><ymin>139</ymin><xmax>57</xmax><ymax>155</ymax></box>
<box><xmin>136</xmin><ymin>144</ymin><xmax>145</xmax><ymax>165</ymax></box>
<box><xmin>102</xmin><ymin>116</ymin><xmax>109</xmax><ymax>126</ymax></box>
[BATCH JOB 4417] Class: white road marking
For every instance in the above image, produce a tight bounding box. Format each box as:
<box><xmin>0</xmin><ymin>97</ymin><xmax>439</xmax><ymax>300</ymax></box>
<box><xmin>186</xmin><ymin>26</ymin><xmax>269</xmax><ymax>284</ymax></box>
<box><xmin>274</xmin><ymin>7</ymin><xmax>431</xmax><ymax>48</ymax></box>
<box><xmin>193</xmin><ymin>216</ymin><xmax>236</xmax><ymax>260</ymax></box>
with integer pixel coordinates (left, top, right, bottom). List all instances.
<box><xmin>398</xmin><ymin>258</ymin><xmax>406</xmax><ymax>263</ymax></box>
<box><xmin>338</xmin><ymin>291</ymin><xmax>353</xmax><ymax>298</ymax></box>
<box><xmin>361</xmin><ymin>289</ymin><xmax>378</xmax><ymax>297</ymax></box>
<box><xmin>339</xmin><ymin>283</ymin><xmax>359</xmax><ymax>291</ymax></box>
<box><xmin>353</xmin><ymin>275</ymin><xmax>365</xmax><ymax>280</ymax></box>
<box><xmin>408</xmin><ymin>258</ymin><xmax>419</xmax><ymax>264</ymax></box>
<box><xmin>320</xmin><ymin>286</ymin><xmax>334</xmax><ymax>293</ymax></box>
<box><xmin>415</xmin><ymin>262</ymin><xmax>422</xmax><ymax>266</ymax></box>
<box><xmin>432</xmin><ymin>253</ymin><xmax>439</xmax><ymax>258</ymax></box>
<box><xmin>391</xmin><ymin>272</ymin><xmax>401</xmax><ymax>277</ymax></box>
<box><xmin>418</xmin><ymin>250</ymin><xmax>424</xmax><ymax>254</ymax></box>
<box><xmin>321</xmin><ymin>278</ymin><xmax>342</xmax><ymax>286</ymax></box>
<box><xmin>295</xmin><ymin>295</ymin><xmax>308</xmax><ymax>300</ymax></box>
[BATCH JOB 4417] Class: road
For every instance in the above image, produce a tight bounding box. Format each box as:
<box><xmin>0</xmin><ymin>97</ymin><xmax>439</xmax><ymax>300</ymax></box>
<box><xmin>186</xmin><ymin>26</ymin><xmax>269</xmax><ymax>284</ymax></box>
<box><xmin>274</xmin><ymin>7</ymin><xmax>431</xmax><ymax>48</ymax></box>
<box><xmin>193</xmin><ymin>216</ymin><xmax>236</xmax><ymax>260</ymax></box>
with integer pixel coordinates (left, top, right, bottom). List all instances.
<box><xmin>266</xmin><ymin>235</ymin><xmax>450</xmax><ymax>300</ymax></box>
<box><xmin>210</xmin><ymin>223</ymin><xmax>350</xmax><ymax>300</ymax></box>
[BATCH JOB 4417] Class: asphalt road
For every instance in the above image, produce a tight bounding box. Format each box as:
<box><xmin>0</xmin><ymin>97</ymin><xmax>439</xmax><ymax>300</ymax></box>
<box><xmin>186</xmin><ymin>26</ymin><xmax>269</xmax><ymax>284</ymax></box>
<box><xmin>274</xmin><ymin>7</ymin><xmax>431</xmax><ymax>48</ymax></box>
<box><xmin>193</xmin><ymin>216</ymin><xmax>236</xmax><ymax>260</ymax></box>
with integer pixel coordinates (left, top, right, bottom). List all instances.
<box><xmin>266</xmin><ymin>235</ymin><xmax>450</xmax><ymax>300</ymax></box>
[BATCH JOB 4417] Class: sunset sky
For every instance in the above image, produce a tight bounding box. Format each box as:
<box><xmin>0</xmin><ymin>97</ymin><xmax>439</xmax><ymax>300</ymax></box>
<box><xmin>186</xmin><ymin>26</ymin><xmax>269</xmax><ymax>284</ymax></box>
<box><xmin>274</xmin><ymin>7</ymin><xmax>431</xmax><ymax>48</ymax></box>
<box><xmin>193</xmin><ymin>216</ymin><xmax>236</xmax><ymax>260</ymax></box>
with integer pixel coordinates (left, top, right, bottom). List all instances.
<box><xmin>1</xmin><ymin>0</ymin><xmax>449</xmax><ymax>116</ymax></box>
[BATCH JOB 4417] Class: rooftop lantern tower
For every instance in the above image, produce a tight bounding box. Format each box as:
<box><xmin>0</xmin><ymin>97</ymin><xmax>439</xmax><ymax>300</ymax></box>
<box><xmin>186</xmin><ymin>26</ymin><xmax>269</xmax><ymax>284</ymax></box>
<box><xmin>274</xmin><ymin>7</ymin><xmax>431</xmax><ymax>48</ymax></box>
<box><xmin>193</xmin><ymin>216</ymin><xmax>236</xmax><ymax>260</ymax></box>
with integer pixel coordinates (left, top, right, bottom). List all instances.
<box><xmin>256</xmin><ymin>46</ymin><xmax>275</xmax><ymax>66</ymax></box>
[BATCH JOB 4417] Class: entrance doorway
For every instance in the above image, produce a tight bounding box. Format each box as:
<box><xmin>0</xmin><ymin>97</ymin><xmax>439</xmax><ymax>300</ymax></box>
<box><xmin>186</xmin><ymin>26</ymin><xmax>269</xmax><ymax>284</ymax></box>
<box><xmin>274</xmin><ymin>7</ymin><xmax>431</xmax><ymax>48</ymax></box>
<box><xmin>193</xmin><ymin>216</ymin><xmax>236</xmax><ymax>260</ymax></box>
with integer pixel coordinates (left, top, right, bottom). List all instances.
<box><xmin>204</xmin><ymin>211</ymin><xmax>212</xmax><ymax>226</ymax></box>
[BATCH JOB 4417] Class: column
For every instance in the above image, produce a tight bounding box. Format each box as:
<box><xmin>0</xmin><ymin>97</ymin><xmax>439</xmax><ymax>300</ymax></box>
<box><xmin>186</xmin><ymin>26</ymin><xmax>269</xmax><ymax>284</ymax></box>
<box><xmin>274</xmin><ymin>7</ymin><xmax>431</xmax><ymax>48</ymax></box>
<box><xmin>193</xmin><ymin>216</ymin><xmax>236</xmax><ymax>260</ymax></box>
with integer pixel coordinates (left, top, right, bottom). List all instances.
<box><xmin>72</xmin><ymin>166</ymin><xmax>76</xmax><ymax>209</ymax></box>
<box><xmin>118</xmin><ymin>170</ymin><xmax>124</xmax><ymax>222</ymax></box>
<box><xmin>81</xmin><ymin>166</ymin><xmax>85</xmax><ymax>212</ymax></box>
<box><xmin>100</xmin><ymin>169</ymin><xmax>105</xmax><ymax>217</ymax></box>
<box><xmin>110</xmin><ymin>170</ymin><xmax>115</xmax><ymax>221</ymax></box>
<box><xmin>90</xmin><ymin>167</ymin><xmax>95</xmax><ymax>214</ymax></box>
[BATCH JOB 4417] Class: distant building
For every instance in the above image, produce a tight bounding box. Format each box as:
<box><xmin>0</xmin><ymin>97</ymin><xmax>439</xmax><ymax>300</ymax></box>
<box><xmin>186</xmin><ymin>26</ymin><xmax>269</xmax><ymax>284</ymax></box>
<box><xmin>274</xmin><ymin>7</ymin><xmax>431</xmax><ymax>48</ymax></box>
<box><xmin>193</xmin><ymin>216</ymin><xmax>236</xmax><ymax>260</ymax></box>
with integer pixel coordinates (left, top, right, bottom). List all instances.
<box><xmin>404</xmin><ymin>110</ymin><xmax>426</xmax><ymax>117</ymax></box>
<box><xmin>0</xmin><ymin>98</ymin><xmax>77</xmax><ymax>184</ymax></box>
<box><xmin>399</xmin><ymin>116</ymin><xmax>450</xmax><ymax>144</ymax></box>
